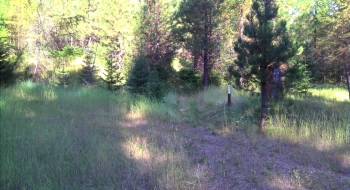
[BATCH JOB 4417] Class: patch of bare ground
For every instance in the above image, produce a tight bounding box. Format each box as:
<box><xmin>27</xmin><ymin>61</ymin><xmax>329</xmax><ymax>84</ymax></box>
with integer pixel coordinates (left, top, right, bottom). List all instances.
<box><xmin>179</xmin><ymin>125</ymin><xmax>350</xmax><ymax>190</ymax></box>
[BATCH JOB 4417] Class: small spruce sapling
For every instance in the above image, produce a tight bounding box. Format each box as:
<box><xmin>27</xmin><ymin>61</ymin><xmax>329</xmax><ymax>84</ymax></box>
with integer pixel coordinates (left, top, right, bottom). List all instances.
<box><xmin>101</xmin><ymin>56</ymin><xmax>123</xmax><ymax>91</ymax></box>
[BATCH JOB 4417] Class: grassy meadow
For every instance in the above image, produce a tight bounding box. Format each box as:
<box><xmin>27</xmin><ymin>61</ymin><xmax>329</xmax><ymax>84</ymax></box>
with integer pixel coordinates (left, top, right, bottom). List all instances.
<box><xmin>1</xmin><ymin>82</ymin><xmax>350</xmax><ymax>189</ymax></box>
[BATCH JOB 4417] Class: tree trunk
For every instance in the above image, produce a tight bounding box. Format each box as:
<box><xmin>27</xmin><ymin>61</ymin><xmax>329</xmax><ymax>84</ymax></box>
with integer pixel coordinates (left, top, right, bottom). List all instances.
<box><xmin>345</xmin><ymin>68</ymin><xmax>350</xmax><ymax>100</ymax></box>
<box><xmin>345</xmin><ymin>52</ymin><xmax>350</xmax><ymax>100</ymax></box>
<box><xmin>260</xmin><ymin>82</ymin><xmax>268</xmax><ymax>133</ymax></box>
<box><xmin>203</xmin><ymin>51</ymin><xmax>209</xmax><ymax>87</ymax></box>
<box><xmin>203</xmin><ymin>8</ymin><xmax>209</xmax><ymax>87</ymax></box>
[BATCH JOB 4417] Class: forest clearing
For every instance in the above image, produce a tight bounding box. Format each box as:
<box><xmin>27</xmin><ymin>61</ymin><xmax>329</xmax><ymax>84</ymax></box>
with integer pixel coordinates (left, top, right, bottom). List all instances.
<box><xmin>1</xmin><ymin>0</ymin><xmax>350</xmax><ymax>189</ymax></box>
<box><xmin>1</xmin><ymin>82</ymin><xmax>349</xmax><ymax>189</ymax></box>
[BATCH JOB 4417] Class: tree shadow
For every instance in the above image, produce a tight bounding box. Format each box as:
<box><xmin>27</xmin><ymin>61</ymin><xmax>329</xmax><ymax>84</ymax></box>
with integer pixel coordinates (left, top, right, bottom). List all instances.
<box><xmin>178</xmin><ymin>125</ymin><xmax>350</xmax><ymax>189</ymax></box>
<box><xmin>0</xmin><ymin>85</ymin><xmax>162</xmax><ymax>189</ymax></box>
<box><xmin>2</xmin><ymin>84</ymin><xmax>349</xmax><ymax>189</ymax></box>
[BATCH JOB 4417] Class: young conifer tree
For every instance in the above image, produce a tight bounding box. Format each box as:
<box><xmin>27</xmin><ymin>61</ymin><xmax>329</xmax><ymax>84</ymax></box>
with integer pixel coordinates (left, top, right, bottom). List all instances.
<box><xmin>101</xmin><ymin>56</ymin><xmax>123</xmax><ymax>91</ymax></box>
<box><xmin>80</xmin><ymin>48</ymin><xmax>97</xmax><ymax>84</ymax></box>
<box><xmin>126</xmin><ymin>56</ymin><xmax>150</xmax><ymax>94</ymax></box>
<box><xmin>231</xmin><ymin>0</ymin><xmax>295</xmax><ymax>132</ymax></box>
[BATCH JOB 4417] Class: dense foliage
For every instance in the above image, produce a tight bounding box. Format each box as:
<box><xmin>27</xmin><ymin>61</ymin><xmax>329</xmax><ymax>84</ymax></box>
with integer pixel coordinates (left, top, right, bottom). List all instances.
<box><xmin>0</xmin><ymin>40</ymin><xmax>13</xmax><ymax>86</ymax></box>
<box><xmin>0</xmin><ymin>0</ymin><xmax>348</xmax><ymax>97</ymax></box>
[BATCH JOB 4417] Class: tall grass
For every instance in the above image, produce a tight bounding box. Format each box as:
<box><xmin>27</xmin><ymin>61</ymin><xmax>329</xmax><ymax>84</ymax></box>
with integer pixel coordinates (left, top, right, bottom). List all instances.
<box><xmin>0</xmin><ymin>81</ymin><xmax>199</xmax><ymax>189</ymax></box>
<box><xmin>174</xmin><ymin>85</ymin><xmax>350</xmax><ymax>147</ymax></box>
<box><xmin>176</xmin><ymin>86</ymin><xmax>260</xmax><ymax>134</ymax></box>
<box><xmin>267</xmin><ymin>87</ymin><xmax>350</xmax><ymax>148</ymax></box>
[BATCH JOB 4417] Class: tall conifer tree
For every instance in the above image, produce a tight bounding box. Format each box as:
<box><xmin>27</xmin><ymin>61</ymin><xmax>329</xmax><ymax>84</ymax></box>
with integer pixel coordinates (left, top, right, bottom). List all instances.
<box><xmin>172</xmin><ymin>0</ymin><xmax>224</xmax><ymax>87</ymax></box>
<box><xmin>231</xmin><ymin>0</ymin><xmax>295</xmax><ymax>132</ymax></box>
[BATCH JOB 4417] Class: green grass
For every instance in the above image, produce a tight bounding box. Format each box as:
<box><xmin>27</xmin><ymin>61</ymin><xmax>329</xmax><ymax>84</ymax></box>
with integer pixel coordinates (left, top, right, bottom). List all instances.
<box><xmin>1</xmin><ymin>82</ymin><xmax>349</xmax><ymax>189</ymax></box>
<box><xmin>0</xmin><ymin>82</ymin><xmax>198</xmax><ymax>189</ymax></box>
<box><xmin>266</xmin><ymin>87</ymin><xmax>350</xmax><ymax>147</ymax></box>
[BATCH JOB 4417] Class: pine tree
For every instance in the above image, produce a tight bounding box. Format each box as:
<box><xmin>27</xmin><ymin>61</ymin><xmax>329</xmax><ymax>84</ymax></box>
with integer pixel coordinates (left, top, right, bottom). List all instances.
<box><xmin>230</xmin><ymin>0</ymin><xmax>296</xmax><ymax>132</ymax></box>
<box><xmin>57</xmin><ymin>62</ymin><xmax>70</xmax><ymax>87</ymax></box>
<box><xmin>172</xmin><ymin>0</ymin><xmax>224</xmax><ymax>87</ymax></box>
<box><xmin>79</xmin><ymin>48</ymin><xmax>97</xmax><ymax>85</ymax></box>
<box><xmin>146</xmin><ymin>70</ymin><xmax>168</xmax><ymax>99</ymax></box>
<box><xmin>126</xmin><ymin>56</ymin><xmax>150</xmax><ymax>94</ymax></box>
<box><xmin>101</xmin><ymin>56</ymin><xmax>123</xmax><ymax>91</ymax></box>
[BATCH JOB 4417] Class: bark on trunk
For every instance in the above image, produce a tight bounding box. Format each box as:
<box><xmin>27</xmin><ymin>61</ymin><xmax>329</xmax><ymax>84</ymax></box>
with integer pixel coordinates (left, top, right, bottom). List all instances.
<box><xmin>203</xmin><ymin>51</ymin><xmax>209</xmax><ymax>87</ymax></box>
<box><xmin>345</xmin><ymin>53</ymin><xmax>350</xmax><ymax>100</ymax></box>
<box><xmin>260</xmin><ymin>82</ymin><xmax>268</xmax><ymax>133</ymax></box>
<box><xmin>203</xmin><ymin>8</ymin><xmax>209</xmax><ymax>87</ymax></box>
<box><xmin>345</xmin><ymin>69</ymin><xmax>350</xmax><ymax>100</ymax></box>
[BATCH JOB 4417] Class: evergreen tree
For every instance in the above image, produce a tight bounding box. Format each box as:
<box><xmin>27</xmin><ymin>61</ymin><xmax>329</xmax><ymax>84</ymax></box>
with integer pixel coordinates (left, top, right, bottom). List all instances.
<box><xmin>126</xmin><ymin>56</ymin><xmax>150</xmax><ymax>94</ymax></box>
<box><xmin>79</xmin><ymin>48</ymin><xmax>97</xmax><ymax>84</ymax></box>
<box><xmin>230</xmin><ymin>0</ymin><xmax>296</xmax><ymax>132</ymax></box>
<box><xmin>101</xmin><ymin>56</ymin><xmax>123</xmax><ymax>91</ymax></box>
<box><xmin>284</xmin><ymin>57</ymin><xmax>312</xmax><ymax>94</ymax></box>
<box><xmin>146</xmin><ymin>70</ymin><xmax>168</xmax><ymax>99</ymax></box>
<box><xmin>172</xmin><ymin>0</ymin><xmax>224</xmax><ymax>87</ymax></box>
<box><xmin>57</xmin><ymin>63</ymin><xmax>70</xmax><ymax>87</ymax></box>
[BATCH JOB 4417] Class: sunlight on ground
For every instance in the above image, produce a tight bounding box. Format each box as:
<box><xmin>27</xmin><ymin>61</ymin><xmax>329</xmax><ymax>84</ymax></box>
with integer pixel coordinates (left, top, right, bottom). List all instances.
<box><xmin>122</xmin><ymin>136</ymin><xmax>182</xmax><ymax>165</ymax></box>
<box><xmin>123</xmin><ymin>137</ymin><xmax>151</xmax><ymax>161</ymax></box>
<box><xmin>270</xmin><ymin>173</ymin><xmax>305</xmax><ymax>189</ymax></box>
<box><xmin>120</xmin><ymin>113</ymin><xmax>148</xmax><ymax>128</ymax></box>
<box><xmin>309</xmin><ymin>88</ymin><xmax>349</xmax><ymax>102</ymax></box>
<box><xmin>334</xmin><ymin>91</ymin><xmax>349</xmax><ymax>101</ymax></box>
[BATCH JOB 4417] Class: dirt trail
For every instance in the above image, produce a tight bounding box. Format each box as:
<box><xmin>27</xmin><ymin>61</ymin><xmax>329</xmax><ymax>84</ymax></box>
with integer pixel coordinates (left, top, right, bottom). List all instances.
<box><xmin>179</xmin><ymin>124</ymin><xmax>350</xmax><ymax>189</ymax></box>
<box><xmin>175</xmin><ymin>97</ymin><xmax>350</xmax><ymax>189</ymax></box>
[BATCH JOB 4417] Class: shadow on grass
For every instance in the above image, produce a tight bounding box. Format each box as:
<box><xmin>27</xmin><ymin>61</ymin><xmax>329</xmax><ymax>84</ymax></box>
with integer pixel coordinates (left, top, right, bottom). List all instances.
<box><xmin>1</xmin><ymin>84</ymin><xmax>349</xmax><ymax>189</ymax></box>
<box><xmin>173</xmin><ymin>91</ymin><xmax>350</xmax><ymax>189</ymax></box>
<box><xmin>178</xmin><ymin>125</ymin><xmax>350</xmax><ymax>189</ymax></box>
<box><xmin>0</xmin><ymin>85</ymin><xmax>170</xmax><ymax>189</ymax></box>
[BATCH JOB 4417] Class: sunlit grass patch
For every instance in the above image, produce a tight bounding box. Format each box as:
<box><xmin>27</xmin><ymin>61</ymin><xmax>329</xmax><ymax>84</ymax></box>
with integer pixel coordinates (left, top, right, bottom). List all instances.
<box><xmin>308</xmin><ymin>86</ymin><xmax>349</xmax><ymax>102</ymax></box>
<box><xmin>266</xmin><ymin>87</ymin><xmax>350</xmax><ymax>148</ymax></box>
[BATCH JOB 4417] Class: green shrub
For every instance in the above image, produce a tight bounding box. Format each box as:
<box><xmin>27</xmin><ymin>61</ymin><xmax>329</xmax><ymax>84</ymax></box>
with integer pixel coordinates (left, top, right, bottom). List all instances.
<box><xmin>177</xmin><ymin>68</ymin><xmax>201</xmax><ymax>93</ymax></box>
<box><xmin>284</xmin><ymin>58</ymin><xmax>312</xmax><ymax>93</ymax></box>
<box><xmin>209</xmin><ymin>70</ymin><xmax>224</xmax><ymax>86</ymax></box>
<box><xmin>146</xmin><ymin>70</ymin><xmax>169</xmax><ymax>99</ymax></box>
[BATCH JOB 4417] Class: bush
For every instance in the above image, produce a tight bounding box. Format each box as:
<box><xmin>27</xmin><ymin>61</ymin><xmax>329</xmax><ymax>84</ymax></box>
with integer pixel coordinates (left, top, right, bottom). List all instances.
<box><xmin>177</xmin><ymin>68</ymin><xmax>201</xmax><ymax>93</ymax></box>
<box><xmin>284</xmin><ymin>58</ymin><xmax>312</xmax><ymax>93</ymax></box>
<box><xmin>147</xmin><ymin>70</ymin><xmax>169</xmax><ymax>99</ymax></box>
<box><xmin>209</xmin><ymin>70</ymin><xmax>224</xmax><ymax>86</ymax></box>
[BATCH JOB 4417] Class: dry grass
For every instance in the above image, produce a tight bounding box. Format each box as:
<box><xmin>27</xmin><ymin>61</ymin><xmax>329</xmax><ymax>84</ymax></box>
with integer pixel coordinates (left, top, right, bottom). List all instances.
<box><xmin>1</xmin><ymin>82</ymin><xmax>350</xmax><ymax>189</ymax></box>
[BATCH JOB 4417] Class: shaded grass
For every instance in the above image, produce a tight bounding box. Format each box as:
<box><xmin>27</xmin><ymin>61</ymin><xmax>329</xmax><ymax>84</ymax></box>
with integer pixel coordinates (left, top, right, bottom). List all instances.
<box><xmin>1</xmin><ymin>82</ymin><xmax>349</xmax><ymax>189</ymax></box>
<box><xmin>0</xmin><ymin>81</ymin><xmax>199</xmax><ymax>189</ymax></box>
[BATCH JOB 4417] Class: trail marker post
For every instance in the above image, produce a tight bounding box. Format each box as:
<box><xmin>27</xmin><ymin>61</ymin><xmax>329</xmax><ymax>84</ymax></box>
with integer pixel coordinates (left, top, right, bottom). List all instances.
<box><xmin>227</xmin><ymin>83</ymin><xmax>231</xmax><ymax>107</ymax></box>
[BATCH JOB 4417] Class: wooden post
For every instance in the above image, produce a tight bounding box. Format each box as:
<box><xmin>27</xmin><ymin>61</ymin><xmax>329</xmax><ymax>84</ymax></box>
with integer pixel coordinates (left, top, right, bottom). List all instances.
<box><xmin>227</xmin><ymin>83</ymin><xmax>232</xmax><ymax>107</ymax></box>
